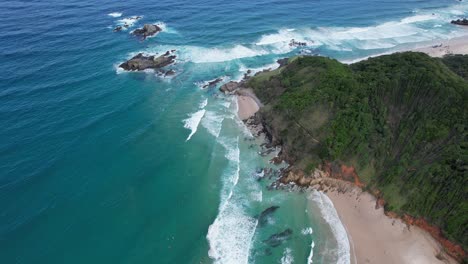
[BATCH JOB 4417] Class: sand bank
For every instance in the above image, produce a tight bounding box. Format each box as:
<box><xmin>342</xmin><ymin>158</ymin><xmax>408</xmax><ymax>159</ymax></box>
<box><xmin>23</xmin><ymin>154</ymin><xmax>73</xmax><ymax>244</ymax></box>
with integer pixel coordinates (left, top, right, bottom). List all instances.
<box><xmin>324</xmin><ymin>187</ymin><xmax>457</xmax><ymax>264</ymax></box>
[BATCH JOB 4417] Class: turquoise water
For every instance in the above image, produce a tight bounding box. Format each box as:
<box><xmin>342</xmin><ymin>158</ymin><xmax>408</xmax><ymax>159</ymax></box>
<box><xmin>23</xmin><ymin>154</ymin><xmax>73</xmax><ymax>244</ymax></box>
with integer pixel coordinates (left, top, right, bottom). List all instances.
<box><xmin>1</xmin><ymin>0</ymin><xmax>468</xmax><ymax>263</ymax></box>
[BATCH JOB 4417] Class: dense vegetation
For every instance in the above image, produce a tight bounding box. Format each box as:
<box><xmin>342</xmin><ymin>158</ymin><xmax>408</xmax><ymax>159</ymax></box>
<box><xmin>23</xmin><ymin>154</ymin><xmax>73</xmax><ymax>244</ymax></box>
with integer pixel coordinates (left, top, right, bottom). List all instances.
<box><xmin>248</xmin><ymin>52</ymin><xmax>467</xmax><ymax>249</ymax></box>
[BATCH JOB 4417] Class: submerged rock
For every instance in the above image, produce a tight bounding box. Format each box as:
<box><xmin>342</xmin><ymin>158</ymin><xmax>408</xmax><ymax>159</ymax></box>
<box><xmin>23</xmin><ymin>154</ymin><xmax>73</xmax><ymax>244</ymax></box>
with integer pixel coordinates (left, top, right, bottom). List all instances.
<box><xmin>263</xmin><ymin>229</ymin><xmax>293</xmax><ymax>247</ymax></box>
<box><xmin>257</xmin><ymin>206</ymin><xmax>280</xmax><ymax>227</ymax></box>
<box><xmin>132</xmin><ymin>24</ymin><xmax>162</xmax><ymax>39</ymax></box>
<box><xmin>203</xmin><ymin>78</ymin><xmax>223</xmax><ymax>88</ymax></box>
<box><xmin>119</xmin><ymin>52</ymin><xmax>176</xmax><ymax>71</ymax></box>
<box><xmin>451</xmin><ymin>19</ymin><xmax>468</xmax><ymax>26</ymax></box>
<box><xmin>113</xmin><ymin>26</ymin><xmax>123</xmax><ymax>32</ymax></box>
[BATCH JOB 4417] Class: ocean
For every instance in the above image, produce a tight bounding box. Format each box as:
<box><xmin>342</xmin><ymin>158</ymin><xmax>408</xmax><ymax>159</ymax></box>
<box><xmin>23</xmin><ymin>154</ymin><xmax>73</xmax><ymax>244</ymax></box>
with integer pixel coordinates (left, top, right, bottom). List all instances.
<box><xmin>1</xmin><ymin>0</ymin><xmax>467</xmax><ymax>263</ymax></box>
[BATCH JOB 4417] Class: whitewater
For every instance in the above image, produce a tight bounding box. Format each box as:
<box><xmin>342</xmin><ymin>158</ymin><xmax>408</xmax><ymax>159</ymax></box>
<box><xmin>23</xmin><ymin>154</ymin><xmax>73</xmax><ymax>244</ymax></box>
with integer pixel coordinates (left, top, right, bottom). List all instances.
<box><xmin>2</xmin><ymin>0</ymin><xmax>467</xmax><ymax>263</ymax></box>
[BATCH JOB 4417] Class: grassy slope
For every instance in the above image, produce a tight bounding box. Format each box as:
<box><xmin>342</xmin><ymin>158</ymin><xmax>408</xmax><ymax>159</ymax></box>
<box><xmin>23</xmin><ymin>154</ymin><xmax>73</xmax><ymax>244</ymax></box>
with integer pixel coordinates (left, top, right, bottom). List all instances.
<box><xmin>248</xmin><ymin>52</ymin><xmax>468</xmax><ymax>248</ymax></box>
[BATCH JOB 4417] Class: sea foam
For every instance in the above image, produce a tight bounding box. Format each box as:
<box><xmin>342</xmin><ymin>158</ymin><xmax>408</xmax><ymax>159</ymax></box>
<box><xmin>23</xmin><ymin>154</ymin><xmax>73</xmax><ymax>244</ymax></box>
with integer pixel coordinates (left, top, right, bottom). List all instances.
<box><xmin>108</xmin><ymin>12</ymin><xmax>122</xmax><ymax>18</ymax></box>
<box><xmin>183</xmin><ymin>109</ymin><xmax>205</xmax><ymax>141</ymax></box>
<box><xmin>207</xmin><ymin>135</ymin><xmax>257</xmax><ymax>264</ymax></box>
<box><xmin>281</xmin><ymin>248</ymin><xmax>294</xmax><ymax>264</ymax></box>
<box><xmin>207</xmin><ymin>203</ymin><xmax>257</xmax><ymax>264</ymax></box>
<box><xmin>183</xmin><ymin>98</ymin><xmax>209</xmax><ymax>141</ymax></box>
<box><xmin>308</xmin><ymin>191</ymin><xmax>350</xmax><ymax>264</ymax></box>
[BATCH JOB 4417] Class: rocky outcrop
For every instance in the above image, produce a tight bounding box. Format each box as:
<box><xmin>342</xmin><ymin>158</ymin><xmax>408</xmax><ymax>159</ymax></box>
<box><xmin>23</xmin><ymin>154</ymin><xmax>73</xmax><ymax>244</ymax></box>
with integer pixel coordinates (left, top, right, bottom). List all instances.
<box><xmin>277</xmin><ymin>58</ymin><xmax>289</xmax><ymax>67</ymax></box>
<box><xmin>132</xmin><ymin>24</ymin><xmax>162</xmax><ymax>39</ymax></box>
<box><xmin>119</xmin><ymin>51</ymin><xmax>176</xmax><ymax>71</ymax></box>
<box><xmin>219</xmin><ymin>81</ymin><xmax>240</xmax><ymax>93</ymax></box>
<box><xmin>451</xmin><ymin>19</ymin><xmax>468</xmax><ymax>26</ymax></box>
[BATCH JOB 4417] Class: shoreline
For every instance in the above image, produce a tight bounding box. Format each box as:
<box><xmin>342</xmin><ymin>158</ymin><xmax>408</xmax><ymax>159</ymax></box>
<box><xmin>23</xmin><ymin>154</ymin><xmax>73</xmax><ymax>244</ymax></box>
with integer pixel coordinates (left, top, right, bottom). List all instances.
<box><xmin>324</xmin><ymin>182</ymin><xmax>457</xmax><ymax>264</ymax></box>
<box><xmin>235</xmin><ymin>35</ymin><xmax>468</xmax><ymax>263</ymax></box>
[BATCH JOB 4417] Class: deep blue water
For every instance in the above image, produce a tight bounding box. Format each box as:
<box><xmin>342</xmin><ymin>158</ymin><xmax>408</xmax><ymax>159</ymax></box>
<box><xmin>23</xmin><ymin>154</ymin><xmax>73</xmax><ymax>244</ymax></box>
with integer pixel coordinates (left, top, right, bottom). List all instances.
<box><xmin>1</xmin><ymin>0</ymin><xmax>467</xmax><ymax>263</ymax></box>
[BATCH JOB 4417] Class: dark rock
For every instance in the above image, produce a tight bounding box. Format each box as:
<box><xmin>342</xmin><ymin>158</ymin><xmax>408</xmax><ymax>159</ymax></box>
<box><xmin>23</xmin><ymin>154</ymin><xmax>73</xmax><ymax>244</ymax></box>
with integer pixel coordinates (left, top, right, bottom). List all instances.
<box><xmin>451</xmin><ymin>19</ymin><xmax>468</xmax><ymax>26</ymax></box>
<box><xmin>113</xmin><ymin>26</ymin><xmax>123</xmax><ymax>32</ymax></box>
<box><xmin>289</xmin><ymin>39</ymin><xmax>307</xmax><ymax>47</ymax></box>
<box><xmin>219</xmin><ymin>81</ymin><xmax>240</xmax><ymax>93</ymax></box>
<box><xmin>257</xmin><ymin>206</ymin><xmax>280</xmax><ymax>227</ymax></box>
<box><xmin>119</xmin><ymin>52</ymin><xmax>176</xmax><ymax>71</ymax></box>
<box><xmin>133</xmin><ymin>24</ymin><xmax>162</xmax><ymax>39</ymax></box>
<box><xmin>203</xmin><ymin>78</ymin><xmax>223</xmax><ymax>89</ymax></box>
<box><xmin>165</xmin><ymin>69</ymin><xmax>176</xmax><ymax>77</ymax></box>
<box><xmin>263</xmin><ymin>229</ymin><xmax>293</xmax><ymax>247</ymax></box>
<box><xmin>277</xmin><ymin>58</ymin><xmax>289</xmax><ymax>67</ymax></box>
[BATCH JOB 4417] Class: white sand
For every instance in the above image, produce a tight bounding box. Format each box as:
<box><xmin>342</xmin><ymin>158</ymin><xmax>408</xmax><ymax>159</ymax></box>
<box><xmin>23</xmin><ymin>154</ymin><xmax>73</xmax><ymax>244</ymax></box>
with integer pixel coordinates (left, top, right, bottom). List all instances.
<box><xmin>237</xmin><ymin>95</ymin><xmax>259</xmax><ymax>120</ymax></box>
<box><xmin>324</xmin><ymin>188</ymin><xmax>457</xmax><ymax>264</ymax></box>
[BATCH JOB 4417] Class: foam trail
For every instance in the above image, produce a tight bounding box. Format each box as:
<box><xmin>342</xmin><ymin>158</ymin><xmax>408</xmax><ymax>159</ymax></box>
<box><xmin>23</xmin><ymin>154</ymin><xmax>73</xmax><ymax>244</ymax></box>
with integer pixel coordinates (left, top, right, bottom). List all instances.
<box><xmin>207</xmin><ymin>135</ymin><xmax>257</xmax><ymax>264</ymax></box>
<box><xmin>308</xmin><ymin>191</ymin><xmax>350</xmax><ymax>264</ymax></box>
<box><xmin>108</xmin><ymin>12</ymin><xmax>122</xmax><ymax>18</ymax></box>
<box><xmin>199</xmin><ymin>98</ymin><xmax>208</xmax><ymax>108</ymax></box>
<box><xmin>201</xmin><ymin>111</ymin><xmax>224</xmax><ymax>138</ymax></box>
<box><xmin>207</xmin><ymin>203</ymin><xmax>257</xmax><ymax>264</ymax></box>
<box><xmin>183</xmin><ymin>109</ymin><xmax>205</xmax><ymax>141</ymax></box>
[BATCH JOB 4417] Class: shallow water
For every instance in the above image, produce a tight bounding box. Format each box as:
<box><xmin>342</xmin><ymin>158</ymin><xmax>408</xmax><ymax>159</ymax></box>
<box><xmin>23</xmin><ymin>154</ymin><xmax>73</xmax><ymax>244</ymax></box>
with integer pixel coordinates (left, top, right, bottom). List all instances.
<box><xmin>1</xmin><ymin>0</ymin><xmax>467</xmax><ymax>263</ymax></box>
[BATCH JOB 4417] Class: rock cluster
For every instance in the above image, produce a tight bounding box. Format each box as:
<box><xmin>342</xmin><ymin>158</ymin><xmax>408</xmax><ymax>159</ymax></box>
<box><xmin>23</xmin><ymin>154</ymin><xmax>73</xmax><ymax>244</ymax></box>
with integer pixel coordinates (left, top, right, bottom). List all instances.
<box><xmin>119</xmin><ymin>51</ymin><xmax>176</xmax><ymax>71</ymax></box>
<box><xmin>451</xmin><ymin>19</ymin><xmax>468</xmax><ymax>26</ymax></box>
<box><xmin>132</xmin><ymin>24</ymin><xmax>162</xmax><ymax>39</ymax></box>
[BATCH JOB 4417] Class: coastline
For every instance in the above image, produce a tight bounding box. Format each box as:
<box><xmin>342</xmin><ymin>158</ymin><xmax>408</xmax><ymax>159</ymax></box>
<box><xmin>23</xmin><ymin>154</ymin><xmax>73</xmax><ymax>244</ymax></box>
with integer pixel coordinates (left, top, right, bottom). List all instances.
<box><xmin>325</xmin><ymin>183</ymin><xmax>457</xmax><ymax>264</ymax></box>
<box><xmin>412</xmin><ymin>35</ymin><xmax>468</xmax><ymax>58</ymax></box>
<box><xmin>235</xmin><ymin>37</ymin><xmax>468</xmax><ymax>263</ymax></box>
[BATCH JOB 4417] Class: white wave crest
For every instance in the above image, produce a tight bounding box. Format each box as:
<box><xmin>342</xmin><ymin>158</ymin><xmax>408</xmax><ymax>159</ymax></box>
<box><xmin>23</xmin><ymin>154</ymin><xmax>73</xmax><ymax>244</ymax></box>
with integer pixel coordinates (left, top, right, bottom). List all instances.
<box><xmin>108</xmin><ymin>12</ymin><xmax>122</xmax><ymax>18</ymax></box>
<box><xmin>207</xmin><ymin>202</ymin><xmax>257</xmax><ymax>264</ymax></box>
<box><xmin>307</xmin><ymin>241</ymin><xmax>315</xmax><ymax>264</ymax></box>
<box><xmin>308</xmin><ymin>191</ymin><xmax>350</xmax><ymax>264</ymax></box>
<box><xmin>183</xmin><ymin>109</ymin><xmax>205</xmax><ymax>141</ymax></box>
<box><xmin>281</xmin><ymin>248</ymin><xmax>294</xmax><ymax>264</ymax></box>
<box><xmin>301</xmin><ymin>227</ymin><xmax>313</xmax><ymax>235</ymax></box>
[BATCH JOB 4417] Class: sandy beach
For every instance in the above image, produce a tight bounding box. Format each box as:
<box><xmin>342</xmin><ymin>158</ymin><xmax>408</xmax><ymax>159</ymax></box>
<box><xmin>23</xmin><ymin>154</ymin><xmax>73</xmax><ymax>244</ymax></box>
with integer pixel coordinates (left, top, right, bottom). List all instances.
<box><xmin>237</xmin><ymin>89</ymin><xmax>261</xmax><ymax>120</ymax></box>
<box><xmin>324</xmin><ymin>186</ymin><xmax>457</xmax><ymax>264</ymax></box>
<box><xmin>414</xmin><ymin>35</ymin><xmax>468</xmax><ymax>57</ymax></box>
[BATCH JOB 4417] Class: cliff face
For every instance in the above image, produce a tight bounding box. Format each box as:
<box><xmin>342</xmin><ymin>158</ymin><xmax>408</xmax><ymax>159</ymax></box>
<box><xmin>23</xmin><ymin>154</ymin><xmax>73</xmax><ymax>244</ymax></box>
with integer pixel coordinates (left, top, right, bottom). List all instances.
<box><xmin>248</xmin><ymin>53</ymin><xmax>468</xmax><ymax>253</ymax></box>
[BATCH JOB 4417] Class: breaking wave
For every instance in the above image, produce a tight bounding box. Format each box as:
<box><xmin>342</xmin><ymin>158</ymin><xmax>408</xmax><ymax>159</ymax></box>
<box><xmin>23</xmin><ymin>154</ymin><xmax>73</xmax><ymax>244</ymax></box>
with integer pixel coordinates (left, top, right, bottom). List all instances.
<box><xmin>308</xmin><ymin>191</ymin><xmax>350</xmax><ymax>264</ymax></box>
<box><xmin>183</xmin><ymin>98</ymin><xmax>208</xmax><ymax>141</ymax></box>
<box><xmin>281</xmin><ymin>248</ymin><xmax>294</xmax><ymax>264</ymax></box>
